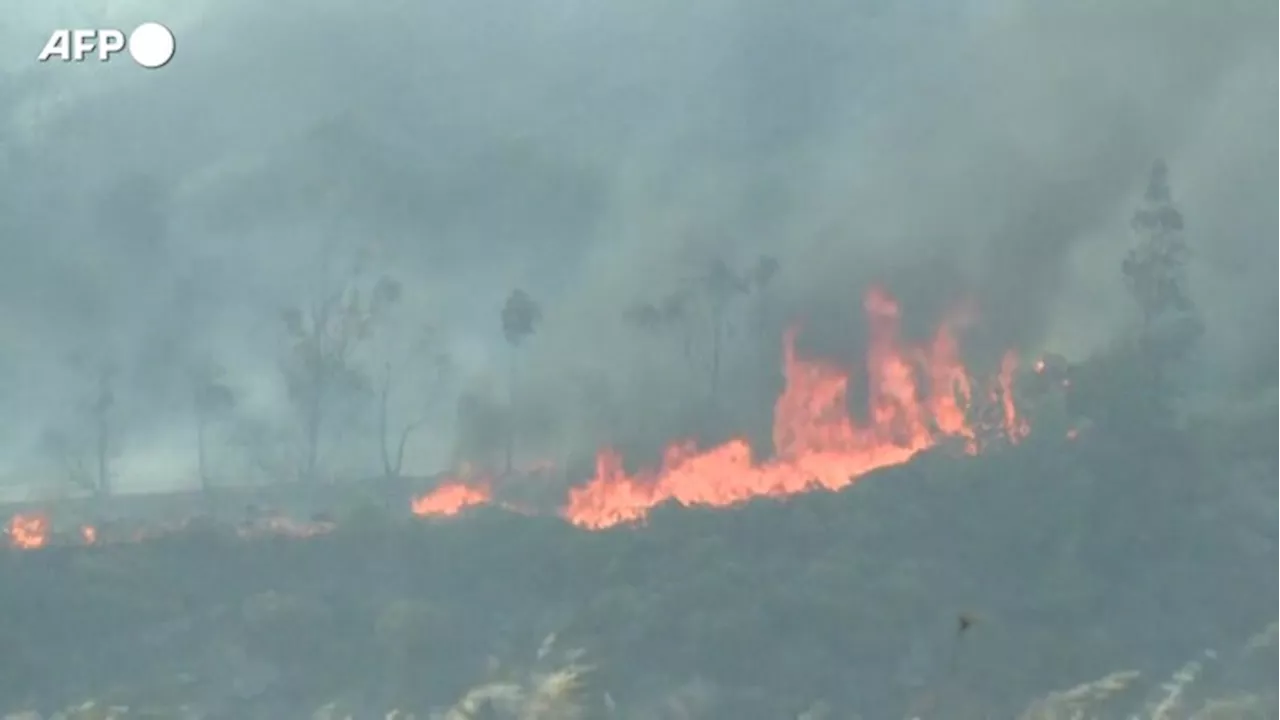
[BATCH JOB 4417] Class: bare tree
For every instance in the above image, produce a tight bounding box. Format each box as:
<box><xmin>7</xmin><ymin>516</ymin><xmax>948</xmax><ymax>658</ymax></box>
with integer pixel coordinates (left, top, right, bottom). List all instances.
<box><xmin>190</xmin><ymin>361</ymin><xmax>236</xmax><ymax>494</ymax></box>
<box><xmin>500</xmin><ymin>289</ymin><xmax>541</xmax><ymax>474</ymax></box>
<box><xmin>624</xmin><ymin>288</ymin><xmax>696</xmax><ymax>373</ymax></box>
<box><xmin>700</xmin><ymin>258</ymin><xmax>751</xmax><ymax>410</ymax></box>
<box><xmin>378</xmin><ymin>326</ymin><xmax>452</xmax><ymax>481</ymax></box>
<box><xmin>748</xmin><ymin>255</ymin><xmax>781</xmax><ymax>389</ymax></box>
<box><xmin>93</xmin><ymin>365</ymin><xmax>115</xmax><ymax>495</ymax></box>
<box><xmin>624</xmin><ymin>255</ymin><xmax>775</xmax><ymax>415</ymax></box>
<box><xmin>749</xmin><ymin>254</ymin><xmax>780</xmax><ymax>338</ymax></box>
<box><xmin>39</xmin><ymin>353</ymin><xmax>118</xmax><ymax>497</ymax></box>
<box><xmin>281</xmin><ymin>259</ymin><xmax>400</xmax><ymax>484</ymax></box>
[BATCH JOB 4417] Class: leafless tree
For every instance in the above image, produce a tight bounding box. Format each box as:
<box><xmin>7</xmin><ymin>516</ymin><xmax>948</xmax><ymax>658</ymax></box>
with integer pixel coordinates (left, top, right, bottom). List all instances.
<box><xmin>280</xmin><ymin>253</ymin><xmax>401</xmax><ymax>483</ymax></box>
<box><xmin>623</xmin><ymin>255</ymin><xmax>777</xmax><ymax>415</ymax></box>
<box><xmin>700</xmin><ymin>258</ymin><xmax>751</xmax><ymax>410</ymax></box>
<box><xmin>378</xmin><ymin>326</ymin><xmax>452</xmax><ymax>481</ymax></box>
<box><xmin>500</xmin><ymin>289</ymin><xmax>541</xmax><ymax>473</ymax></box>
<box><xmin>190</xmin><ymin>361</ymin><xmax>236</xmax><ymax>493</ymax></box>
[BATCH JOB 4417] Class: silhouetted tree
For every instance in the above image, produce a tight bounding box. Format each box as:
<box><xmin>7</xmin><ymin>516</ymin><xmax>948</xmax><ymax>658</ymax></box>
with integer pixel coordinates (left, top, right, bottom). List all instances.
<box><xmin>748</xmin><ymin>254</ymin><xmax>781</xmax><ymax>381</ymax></box>
<box><xmin>281</xmin><ymin>258</ymin><xmax>400</xmax><ymax>484</ymax></box>
<box><xmin>500</xmin><ymin>289</ymin><xmax>541</xmax><ymax>472</ymax></box>
<box><xmin>624</xmin><ymin>256</ymin><xmax>775</xmax><ymax>415</ymax></box>
<box><xmin>1070</xmin><ymin>162</ymin><xmax>1203</xmax><ymax>442</ymax></box>
<box><xmin>1122</xmin><ymin>160</ymin><xmax>1203</xmax><ymax>389</ymax></box>
<box><xmin>85</xmin><ymin>360</ymin><xmax>116</xmax><ymax>497</ymax></box>
<box><xmin>38</xmin><ymin>354</ymin><xmax>117</xmax><ymax>497</ymax></box>
<box><xmin>750</xmin><ymin>254</ymin><xmax>780</xmax><ymax>292</ymax></box>
<box><xmin>624</xmin><ymin>289</ymin><xmax>695</xmax><ymax>366</ymax></box>
<box><xmin>501</xmin><ymin>289</ymin><xmax>541</xmax><ymax>348</ymax></box>
<box><xmin>701</xmin><ymin>258</ymin><xmax>751</xmax><ymax>410</ymax></box>
<box><xmin>190</xmin><ymin>361</ymin><xmax>236</xmax><ymax>494</ymax></box>
<box><xmin>378</xmin><ymin>325</ymin><xmax>452</xmax><ymax>481</ymax></box>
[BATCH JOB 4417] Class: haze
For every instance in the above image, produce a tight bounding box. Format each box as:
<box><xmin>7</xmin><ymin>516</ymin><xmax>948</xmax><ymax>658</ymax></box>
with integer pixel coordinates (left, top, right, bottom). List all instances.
<box><xmin>1</xmin><ymin>0</ymin><xmax>1275</xmax><ymax>495</ymax></box>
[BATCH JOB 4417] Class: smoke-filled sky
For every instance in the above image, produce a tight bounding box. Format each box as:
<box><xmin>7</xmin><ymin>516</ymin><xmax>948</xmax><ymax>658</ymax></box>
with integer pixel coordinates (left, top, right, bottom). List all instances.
<box><xmin>1</xmin><ymin>0</ymin><xmax>1275</xmax><ymax>494</ymax></box>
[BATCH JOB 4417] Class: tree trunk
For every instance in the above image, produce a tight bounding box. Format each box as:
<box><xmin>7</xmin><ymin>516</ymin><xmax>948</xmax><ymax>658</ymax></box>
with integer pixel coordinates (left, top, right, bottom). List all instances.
<box><xmin>379</xmin><ymin>363</ymin><xmax>394</xmax><ymax>480</ymax></box>
<box><xmin>393</xmin><ymin>424</ymin><xmax>418</xmax><ymax>480</ymax></box>
<box><xmin>197</xmin><ymin>414</ymin><xmax>209</xmax><ymax>494</ymax></box>
<box><xmin>303</xmin><ymin>394</ymin><xmax>321</xmax><ymax>484</ymax></box>
<box><xmin>710</xmin><ymin>305</ymin><xmax>723</xmax><ymax>411</ymax></box>
<box><xmin>95</xmin><ymin>415</ymin><xmax>110</xmax><ymax>497</ymax></box>
<box><xmin>505</xmin><ymin>348</ymin><xmax>517</xmax><ymax>475</ymax></box>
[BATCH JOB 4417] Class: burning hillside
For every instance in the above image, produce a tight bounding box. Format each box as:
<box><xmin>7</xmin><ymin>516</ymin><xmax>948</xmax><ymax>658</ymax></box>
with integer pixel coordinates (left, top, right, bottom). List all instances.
<box><xmin>6</xmin><ymin>287</ymin><xmax>1034</xmax><ymax>549</ymax></box>
<box><xmin>415</xmin><ymin>287</ymin><xmax>1033</xmax><ymax>530</ymax></box>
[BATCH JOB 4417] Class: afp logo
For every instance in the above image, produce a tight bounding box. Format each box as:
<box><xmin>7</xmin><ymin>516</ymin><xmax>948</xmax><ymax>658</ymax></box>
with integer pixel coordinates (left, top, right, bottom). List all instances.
<box><xmin>38</xmin><ymin>22</ymin><xmax>176</xmax><ymax>69</ymax></box>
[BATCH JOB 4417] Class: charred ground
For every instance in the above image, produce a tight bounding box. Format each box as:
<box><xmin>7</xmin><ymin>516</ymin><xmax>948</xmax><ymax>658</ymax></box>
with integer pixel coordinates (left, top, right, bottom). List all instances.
<box><xmin>1</xmin><ymin>392</ymin><xmax>1275</xmax><ymax>718</ymax></box>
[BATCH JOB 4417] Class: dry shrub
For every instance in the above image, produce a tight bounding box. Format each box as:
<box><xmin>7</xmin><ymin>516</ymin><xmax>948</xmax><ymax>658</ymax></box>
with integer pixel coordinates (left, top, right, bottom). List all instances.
<box><xmin>1015</xmin><ymin>623</ymin><xmax>1277</xmax><ymax>720</ymax></box>
<box><xmin>1018</xmin><ymin>670</ymin><xmax>1141</xmax><ymax>720</ymax></box>
<box><xmin>432</xmin><ymin>634</ymin><xmax>592</xmax><ymax>720</ymax></box>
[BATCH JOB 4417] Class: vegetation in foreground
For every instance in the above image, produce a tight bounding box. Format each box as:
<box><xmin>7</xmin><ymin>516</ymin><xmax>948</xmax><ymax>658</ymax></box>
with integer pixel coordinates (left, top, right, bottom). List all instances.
<box><xmin>1</xmin><ymin>387</ymin><xmax>1275</xmax><ymax>720</ymax></box>
<box><xmin>1</xmin><ymin>166</ymin><xmax>1273</xmax><ymax>719</ymax></box>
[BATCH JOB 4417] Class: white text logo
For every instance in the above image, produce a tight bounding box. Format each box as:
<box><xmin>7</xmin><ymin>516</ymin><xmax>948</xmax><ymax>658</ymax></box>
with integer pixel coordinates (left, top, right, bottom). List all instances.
<box><xmin>38</xmin><ymin>23</ymin><xmax>176</xmax><ymax>69</ymax></box>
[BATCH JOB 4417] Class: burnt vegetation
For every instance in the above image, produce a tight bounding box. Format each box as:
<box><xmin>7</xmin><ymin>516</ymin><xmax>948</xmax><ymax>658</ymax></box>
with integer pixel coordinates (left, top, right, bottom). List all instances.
<box><xmin>0</xmin><ymin>163</ymin><xmax>1275</xmax><ymax>719</ymax></box>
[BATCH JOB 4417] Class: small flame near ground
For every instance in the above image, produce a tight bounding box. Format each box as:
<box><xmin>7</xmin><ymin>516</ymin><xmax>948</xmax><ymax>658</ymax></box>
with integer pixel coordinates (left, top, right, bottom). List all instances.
<box><xmin>6</xmin><ymin>514</ymin><xmax>50</xmax><ymax>549</ymax></box>
<box><xmin>411</xmin><ymin>481</ymin><xmax>493</xmax><ymax>517</ymax></box>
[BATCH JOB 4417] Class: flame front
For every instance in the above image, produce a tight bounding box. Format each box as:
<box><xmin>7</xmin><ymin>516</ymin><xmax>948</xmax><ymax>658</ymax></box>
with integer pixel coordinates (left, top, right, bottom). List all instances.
<box><xmin>562</xmin><ymin>287</ymin><xmax>1027</xmax><ymax>529</ymax></box>
<box><xmin>3</xmin><ymin>288</ymin><xmax>1034</xmax><ymax>545</ymax></box>
<box><xmin>7</xmin><ymin>513</ymin><xmax>50</xmax><ymax>549</ymax></box>
<box><xmin>412</xmin><ymin>481</ymin><xmax>493</xmax><ymax>517</ymax></box>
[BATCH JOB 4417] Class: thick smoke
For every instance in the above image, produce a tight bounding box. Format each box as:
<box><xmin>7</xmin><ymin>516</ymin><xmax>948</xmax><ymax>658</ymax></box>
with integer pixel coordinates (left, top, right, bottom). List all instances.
<box><xmin>0</xmin><ymin>0</ymin><xmax>1274</xmax><ymax>491</ymax></box>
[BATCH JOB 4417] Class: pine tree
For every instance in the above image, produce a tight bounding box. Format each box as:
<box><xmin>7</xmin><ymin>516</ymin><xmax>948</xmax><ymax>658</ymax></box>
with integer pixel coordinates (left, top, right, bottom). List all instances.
<box><xmin>1121</xmin><ymin>160</ymin><xmax>1203</xmax><ymax>377</ymax></box>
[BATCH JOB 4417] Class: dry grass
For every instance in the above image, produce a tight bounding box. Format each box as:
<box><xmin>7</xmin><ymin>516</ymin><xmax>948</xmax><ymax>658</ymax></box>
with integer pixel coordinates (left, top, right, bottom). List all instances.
<box><xmin>1017</xmin><ymin>669</ymin><xmax>1142</xmax><ymax>720</ymax></box>
<box><xmin>6</xmin><ymin>623</ymin><xmax>1274</xmax><ymax>720</ymax></box>
<box><xmin>429</xmin><ymin>634</ymin><xmax>593</xmax><ymax>720</ymax></box>
<box><xmin>1016</xmin><ymin>622</ymin><xmax>1277</xmax><ymax>720</ymax></box>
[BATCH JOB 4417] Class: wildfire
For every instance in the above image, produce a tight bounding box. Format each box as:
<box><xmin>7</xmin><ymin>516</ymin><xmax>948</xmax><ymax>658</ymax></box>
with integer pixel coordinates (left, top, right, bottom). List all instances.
<box><xmin>6</xmin><ymin>513</ymin><xmax>50</xmax><ymax>549</ymax></box>
<box><xmin>412</xmin><ymin>287</ymin><xmax>1036</xmax><ymax>529</ymax></box>
<box><xmin>6</xmin><ymin>287</ymin><xmax>1041</xmax><ymax>547</ymax></box>
<box><xmin>995</xmin><ymin>350</ymin><xmax>1031</xmax><ymax>443</ymax></box>
<box><xmin>411</xmin><ymin>481</ymin><xmax>493</xmax><ymax>517</ymax></box>
<box><xmin>560</xmin><ymin>288</ymin><xmax>1029</xmax><ymax>529</ymax></box>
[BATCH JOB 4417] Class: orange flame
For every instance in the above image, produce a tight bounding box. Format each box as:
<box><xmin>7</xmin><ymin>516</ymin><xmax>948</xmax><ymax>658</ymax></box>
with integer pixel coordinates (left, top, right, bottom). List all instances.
<box><xmin>7</xmin><ymin>513</ymin><xmax>50</xmax><ymax>549</ymax></box>
<box><xmin>411</xmin><ymin>481</ymin><xmax>493</xmax><ymax>517</ymax></box>
<box><xmin>995</xmin><ymin>350</ymin><xmax>1030</xmax><ymax>443</ymax></box>
<box><xmin>3</xmin><ymin>288</ymin><xmax>1032</xmax><ymax>545</ymax></box>
<box><xmin>561</xmin><ymin>288</ymin><xmax>1028</xmax><ymax>529</ymax></box>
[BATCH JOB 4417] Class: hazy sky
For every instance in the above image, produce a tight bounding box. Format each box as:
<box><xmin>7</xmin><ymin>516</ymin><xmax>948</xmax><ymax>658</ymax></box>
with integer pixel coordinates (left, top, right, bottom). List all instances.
<box><xmin>1</xmin><ymin>0</ymin><xmax>1275</xmax><ymax>493</ymax></box>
